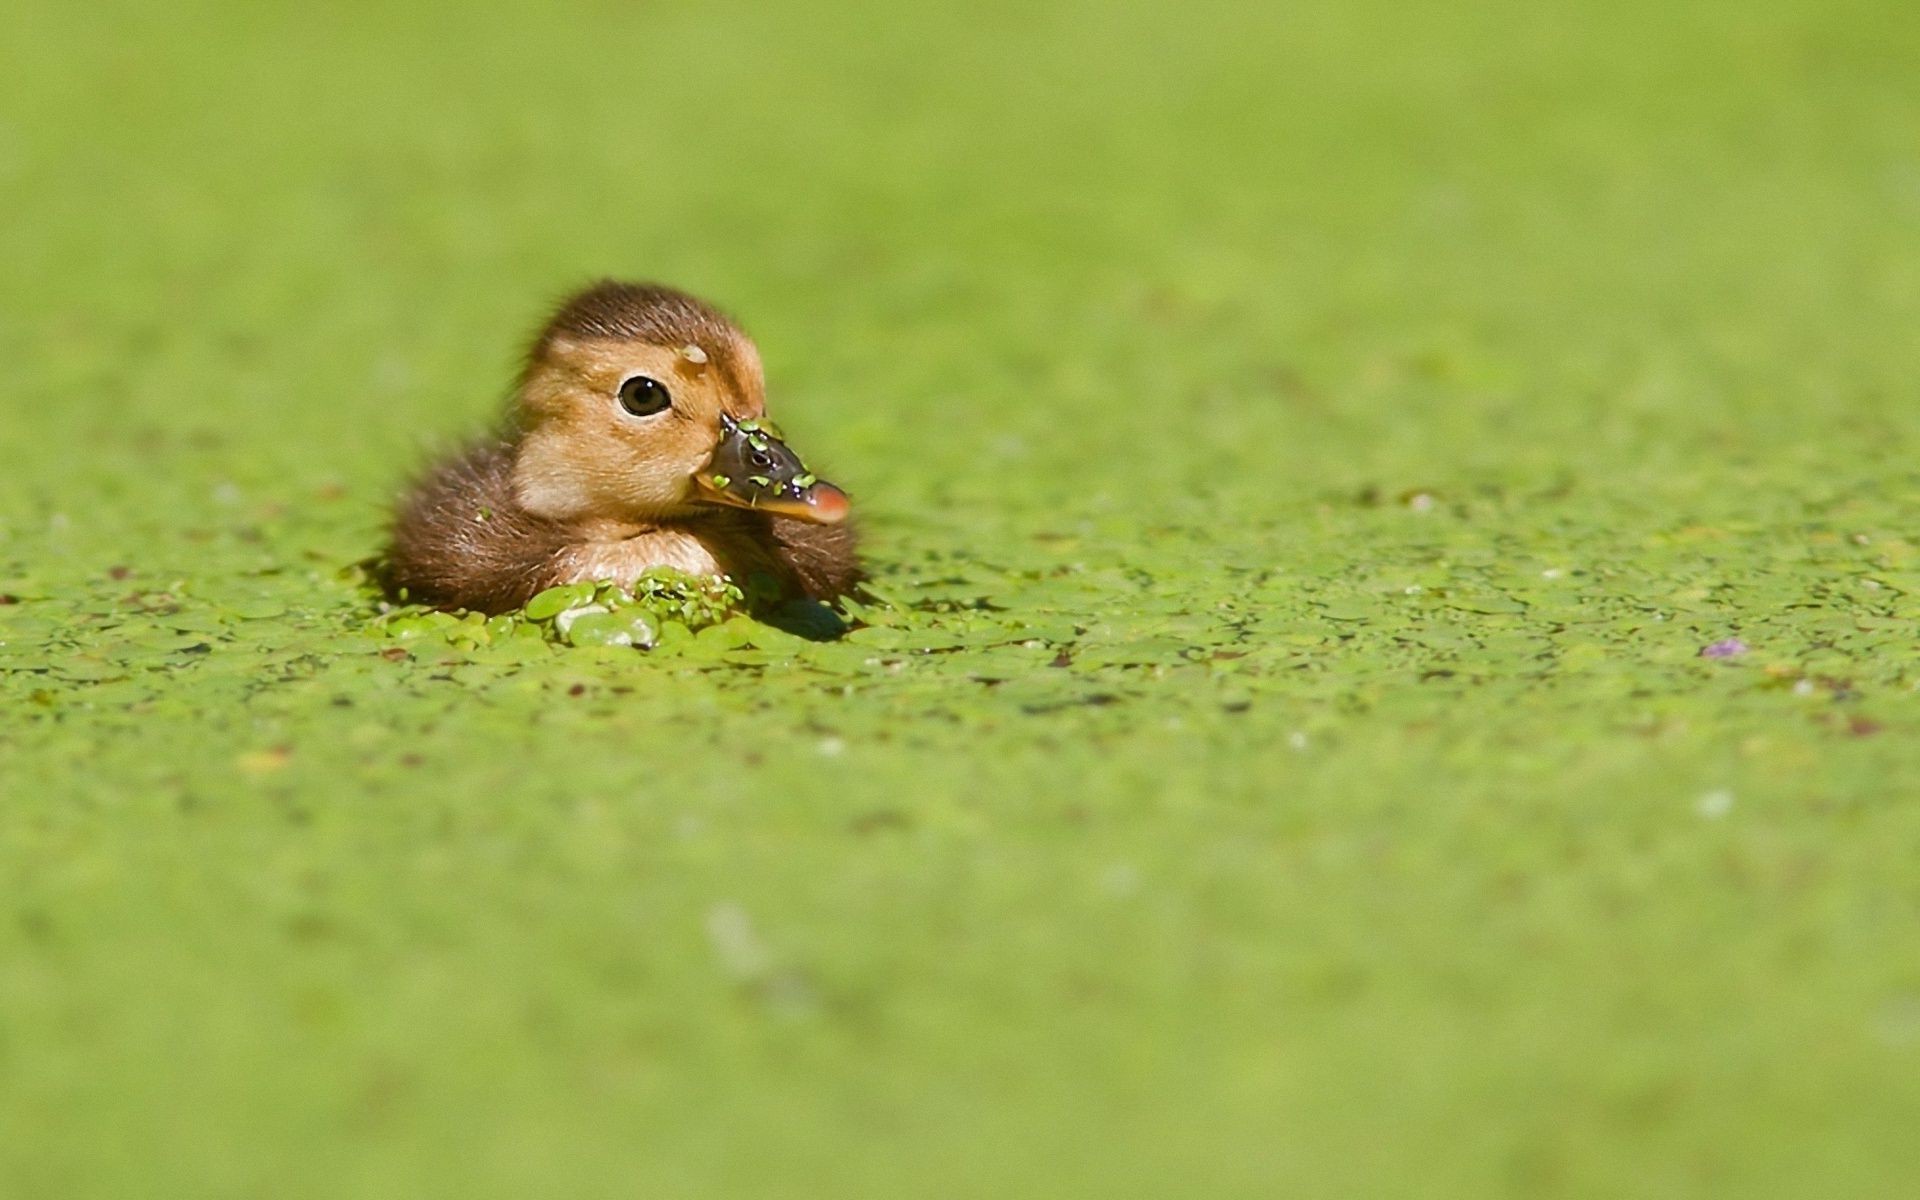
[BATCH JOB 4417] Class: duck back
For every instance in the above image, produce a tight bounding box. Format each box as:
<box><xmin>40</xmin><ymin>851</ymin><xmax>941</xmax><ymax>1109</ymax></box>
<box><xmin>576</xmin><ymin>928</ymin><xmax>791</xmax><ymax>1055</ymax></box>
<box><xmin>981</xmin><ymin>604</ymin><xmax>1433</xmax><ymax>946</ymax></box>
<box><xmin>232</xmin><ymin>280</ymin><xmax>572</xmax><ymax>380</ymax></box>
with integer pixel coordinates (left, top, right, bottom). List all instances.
<box><xmin>382</xmin><ymin>442</ymin><xmax>572</xmax><ymax>614</ymax></box>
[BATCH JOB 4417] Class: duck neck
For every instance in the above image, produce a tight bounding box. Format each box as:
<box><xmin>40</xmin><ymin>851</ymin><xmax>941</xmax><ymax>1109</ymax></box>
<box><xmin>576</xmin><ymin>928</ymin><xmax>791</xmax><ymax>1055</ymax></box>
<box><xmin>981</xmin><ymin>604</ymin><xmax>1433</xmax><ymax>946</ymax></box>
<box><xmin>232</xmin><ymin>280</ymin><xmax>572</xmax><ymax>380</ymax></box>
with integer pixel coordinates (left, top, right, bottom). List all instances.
<box><xmin>554</xmin><ymin>511</ymin><xmax>778</xmax><ymax>588</ymax></box>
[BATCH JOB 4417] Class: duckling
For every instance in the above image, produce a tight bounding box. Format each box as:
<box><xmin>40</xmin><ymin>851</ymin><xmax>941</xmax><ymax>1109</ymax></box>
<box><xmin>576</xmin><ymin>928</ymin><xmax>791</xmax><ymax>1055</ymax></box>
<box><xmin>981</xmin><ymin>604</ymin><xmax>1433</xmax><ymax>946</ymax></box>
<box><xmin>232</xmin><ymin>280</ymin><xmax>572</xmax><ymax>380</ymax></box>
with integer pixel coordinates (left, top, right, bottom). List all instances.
<box><xmin>382</xmin><ymin>281</ymin><xmax>860</xmax><ymax>614</ymax></box>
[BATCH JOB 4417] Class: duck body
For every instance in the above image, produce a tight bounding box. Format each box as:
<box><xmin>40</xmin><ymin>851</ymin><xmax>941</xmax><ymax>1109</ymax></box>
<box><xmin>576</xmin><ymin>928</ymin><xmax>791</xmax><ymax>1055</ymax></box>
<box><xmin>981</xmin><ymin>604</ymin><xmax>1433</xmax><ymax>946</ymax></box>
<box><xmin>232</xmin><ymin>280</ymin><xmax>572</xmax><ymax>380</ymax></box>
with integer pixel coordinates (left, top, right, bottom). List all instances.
<box><xmin>386</xmin><ymin>438</ymin><xmax>860</xmax><ymax>613</ymax></box>
<box><xmin>381</xmin><ymin>282</ymin><xmax>861</xmax><ymax>615</ymax></box>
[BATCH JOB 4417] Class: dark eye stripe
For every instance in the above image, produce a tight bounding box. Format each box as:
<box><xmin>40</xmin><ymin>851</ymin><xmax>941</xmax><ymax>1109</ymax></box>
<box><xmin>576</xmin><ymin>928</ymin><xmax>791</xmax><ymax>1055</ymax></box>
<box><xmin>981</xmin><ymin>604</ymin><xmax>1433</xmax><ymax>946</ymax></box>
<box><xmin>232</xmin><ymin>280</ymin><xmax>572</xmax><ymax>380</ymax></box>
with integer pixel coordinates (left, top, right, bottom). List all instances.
<box><xmin>618</xmin><ymin>375</ymin><xmax>671</xmax><ymax>417</ymax></box>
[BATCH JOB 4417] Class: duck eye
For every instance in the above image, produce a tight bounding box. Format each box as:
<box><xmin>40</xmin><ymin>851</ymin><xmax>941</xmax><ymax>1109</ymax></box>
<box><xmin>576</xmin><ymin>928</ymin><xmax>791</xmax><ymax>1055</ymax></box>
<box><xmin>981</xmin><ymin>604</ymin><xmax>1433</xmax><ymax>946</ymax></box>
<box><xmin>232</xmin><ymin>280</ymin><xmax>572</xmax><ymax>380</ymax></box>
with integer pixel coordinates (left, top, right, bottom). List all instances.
<box><xmin>617</xmin><ymin>375</ymin><xmax>671</xmax><ymax>417</ymax></box>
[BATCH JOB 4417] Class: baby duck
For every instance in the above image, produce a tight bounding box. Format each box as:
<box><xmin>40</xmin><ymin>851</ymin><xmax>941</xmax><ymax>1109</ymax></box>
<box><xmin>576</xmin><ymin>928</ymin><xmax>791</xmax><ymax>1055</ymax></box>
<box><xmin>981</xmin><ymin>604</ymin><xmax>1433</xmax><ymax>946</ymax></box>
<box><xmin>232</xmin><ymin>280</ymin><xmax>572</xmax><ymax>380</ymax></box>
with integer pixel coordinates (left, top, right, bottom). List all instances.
<box><xmin>383</xmin><ymin>281</ymin><xmax>860</xmax><ymax>614</ymax></box>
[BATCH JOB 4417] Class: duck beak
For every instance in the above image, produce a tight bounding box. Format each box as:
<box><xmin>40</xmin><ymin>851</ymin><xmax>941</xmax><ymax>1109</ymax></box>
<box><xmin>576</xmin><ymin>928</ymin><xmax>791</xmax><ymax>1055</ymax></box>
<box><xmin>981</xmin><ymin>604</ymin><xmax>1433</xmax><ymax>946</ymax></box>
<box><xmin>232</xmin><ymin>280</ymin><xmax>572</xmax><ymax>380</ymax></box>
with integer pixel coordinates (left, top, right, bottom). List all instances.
<box><xmin>691</xmin><ymin>415</ymin><xmax>850</xmax><ymax>525</ymax></box>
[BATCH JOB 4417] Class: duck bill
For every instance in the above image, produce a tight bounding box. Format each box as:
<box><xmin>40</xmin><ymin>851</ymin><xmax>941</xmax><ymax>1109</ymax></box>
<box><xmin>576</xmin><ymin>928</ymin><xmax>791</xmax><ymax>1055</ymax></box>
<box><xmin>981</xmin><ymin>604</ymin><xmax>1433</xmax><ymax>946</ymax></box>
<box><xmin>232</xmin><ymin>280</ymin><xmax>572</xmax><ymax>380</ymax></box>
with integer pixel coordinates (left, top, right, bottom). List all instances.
<box><xmin>694</xmin><ymin>475</ymin><xmax>850</xmax><ymax>524</ymax></box>
<box><xmin>691</xmin><ymin>416</ymin><xmax>850</xmax><ymax>525</ymax></box>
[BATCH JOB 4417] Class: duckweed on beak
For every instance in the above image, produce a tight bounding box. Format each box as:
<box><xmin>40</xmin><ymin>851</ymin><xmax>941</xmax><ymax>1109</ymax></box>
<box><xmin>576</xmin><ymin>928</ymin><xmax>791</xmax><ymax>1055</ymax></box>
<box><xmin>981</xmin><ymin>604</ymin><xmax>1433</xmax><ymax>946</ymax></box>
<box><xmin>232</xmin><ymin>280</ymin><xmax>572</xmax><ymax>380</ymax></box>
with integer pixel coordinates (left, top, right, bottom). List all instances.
<box><xmin>693</xmin><ymin>414</ymin><xmax>850</xmax><ymax>524</ymax></box>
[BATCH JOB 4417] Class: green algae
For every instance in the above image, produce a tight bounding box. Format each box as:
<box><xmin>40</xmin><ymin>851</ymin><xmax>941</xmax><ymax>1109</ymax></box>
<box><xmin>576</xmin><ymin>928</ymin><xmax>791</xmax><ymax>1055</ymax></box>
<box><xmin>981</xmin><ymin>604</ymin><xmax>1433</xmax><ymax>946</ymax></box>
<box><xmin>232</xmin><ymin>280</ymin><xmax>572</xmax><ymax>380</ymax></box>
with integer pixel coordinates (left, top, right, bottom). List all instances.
<box><xmin>377</xmin><ymin>572</ymin><xmax>746</xmax><ymax>650</ymax></box>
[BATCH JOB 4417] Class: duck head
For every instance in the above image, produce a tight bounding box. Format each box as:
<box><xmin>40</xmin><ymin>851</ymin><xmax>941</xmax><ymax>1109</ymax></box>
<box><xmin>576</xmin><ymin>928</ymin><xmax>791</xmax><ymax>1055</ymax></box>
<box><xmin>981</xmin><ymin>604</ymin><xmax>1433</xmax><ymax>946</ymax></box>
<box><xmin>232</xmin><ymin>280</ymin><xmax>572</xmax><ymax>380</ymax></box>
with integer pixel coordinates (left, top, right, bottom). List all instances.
<box><xmin>509</xmin><ymin>281</ymin><xmax>849</xmax><ymax>529</ymax></box>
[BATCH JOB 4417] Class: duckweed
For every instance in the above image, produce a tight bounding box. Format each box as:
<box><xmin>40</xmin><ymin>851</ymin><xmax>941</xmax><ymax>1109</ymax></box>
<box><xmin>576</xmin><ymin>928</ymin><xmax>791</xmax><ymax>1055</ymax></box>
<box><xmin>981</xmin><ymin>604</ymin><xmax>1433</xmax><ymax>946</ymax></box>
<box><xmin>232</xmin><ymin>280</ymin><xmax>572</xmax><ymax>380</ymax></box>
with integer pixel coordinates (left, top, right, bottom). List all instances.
<box><xmin>5</xmin><ymin>1</ymin><xmax>1920</xmax><ymax>1198</ymax></box>
<box><xmin>377</xmin><ymin>572</ymin><xmax>745</xmax><ymax>650</ymax></box>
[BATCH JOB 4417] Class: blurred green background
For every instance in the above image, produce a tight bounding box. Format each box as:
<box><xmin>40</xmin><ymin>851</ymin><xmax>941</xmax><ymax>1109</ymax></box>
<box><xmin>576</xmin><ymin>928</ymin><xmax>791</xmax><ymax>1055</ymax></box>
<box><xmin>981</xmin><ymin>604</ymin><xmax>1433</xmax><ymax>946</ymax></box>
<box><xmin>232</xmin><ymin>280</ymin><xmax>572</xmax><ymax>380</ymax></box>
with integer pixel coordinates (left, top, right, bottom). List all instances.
<box><xmin>4</xmin><ymin>0</ymin><xmax>1920</xmax><ymax>1195</ymax></box>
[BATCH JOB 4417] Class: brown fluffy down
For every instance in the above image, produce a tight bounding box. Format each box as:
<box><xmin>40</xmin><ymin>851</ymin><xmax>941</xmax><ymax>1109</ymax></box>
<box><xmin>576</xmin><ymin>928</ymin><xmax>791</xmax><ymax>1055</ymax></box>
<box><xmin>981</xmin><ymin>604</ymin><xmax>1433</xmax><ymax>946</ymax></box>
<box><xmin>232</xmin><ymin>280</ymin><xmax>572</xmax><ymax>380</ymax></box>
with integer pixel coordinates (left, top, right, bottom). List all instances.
<box><xmin>381</xmin><ymin>442</ymin><xmax>862</xmax><ymax>614</ymax></box>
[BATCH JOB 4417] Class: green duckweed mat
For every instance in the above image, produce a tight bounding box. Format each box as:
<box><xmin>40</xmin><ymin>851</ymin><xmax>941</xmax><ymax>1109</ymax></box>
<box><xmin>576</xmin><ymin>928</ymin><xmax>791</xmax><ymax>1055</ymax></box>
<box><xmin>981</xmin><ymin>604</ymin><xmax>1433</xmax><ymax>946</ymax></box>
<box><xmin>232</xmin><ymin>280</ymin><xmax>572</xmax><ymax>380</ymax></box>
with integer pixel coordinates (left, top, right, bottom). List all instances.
<box><xmin>4</xmin><ymin>1</ymin><xmax>1919</xmax><ymax>1196</ymax></box>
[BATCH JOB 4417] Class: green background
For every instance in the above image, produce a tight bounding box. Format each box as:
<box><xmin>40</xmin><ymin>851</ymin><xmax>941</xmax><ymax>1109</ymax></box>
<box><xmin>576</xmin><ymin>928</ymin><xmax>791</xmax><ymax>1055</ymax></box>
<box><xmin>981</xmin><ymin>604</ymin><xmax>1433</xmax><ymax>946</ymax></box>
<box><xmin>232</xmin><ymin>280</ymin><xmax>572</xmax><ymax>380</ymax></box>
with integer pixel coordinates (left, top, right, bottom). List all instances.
<box><xmin>4</xmin><ymin>0</ymin><xmax>1919</xmax><ymax>1195</ymax></box>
